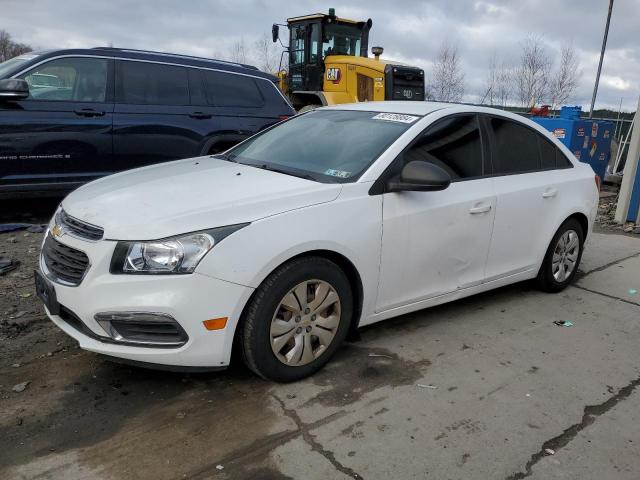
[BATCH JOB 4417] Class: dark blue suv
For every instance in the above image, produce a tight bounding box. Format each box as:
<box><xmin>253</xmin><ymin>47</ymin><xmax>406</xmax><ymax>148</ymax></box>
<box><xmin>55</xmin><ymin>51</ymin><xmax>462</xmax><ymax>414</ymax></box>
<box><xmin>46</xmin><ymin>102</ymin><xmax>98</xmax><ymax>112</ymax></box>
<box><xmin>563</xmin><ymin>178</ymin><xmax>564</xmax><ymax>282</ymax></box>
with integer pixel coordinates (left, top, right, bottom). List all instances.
<box><xmin>0</xmin><ymin>48</ymin><xmax>295</xmax><ymax>197</ymax></box>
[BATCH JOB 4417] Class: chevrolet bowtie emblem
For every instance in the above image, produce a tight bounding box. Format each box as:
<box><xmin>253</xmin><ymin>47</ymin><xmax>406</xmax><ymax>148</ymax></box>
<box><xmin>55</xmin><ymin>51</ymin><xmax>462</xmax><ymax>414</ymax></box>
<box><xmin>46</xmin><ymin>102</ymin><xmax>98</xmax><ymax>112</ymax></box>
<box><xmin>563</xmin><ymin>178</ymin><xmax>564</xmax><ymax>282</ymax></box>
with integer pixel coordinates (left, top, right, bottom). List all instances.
<box><xmin>51</xmin><ymin>224</ymin><xmax>63</xmax><ymax>237</ymax></box>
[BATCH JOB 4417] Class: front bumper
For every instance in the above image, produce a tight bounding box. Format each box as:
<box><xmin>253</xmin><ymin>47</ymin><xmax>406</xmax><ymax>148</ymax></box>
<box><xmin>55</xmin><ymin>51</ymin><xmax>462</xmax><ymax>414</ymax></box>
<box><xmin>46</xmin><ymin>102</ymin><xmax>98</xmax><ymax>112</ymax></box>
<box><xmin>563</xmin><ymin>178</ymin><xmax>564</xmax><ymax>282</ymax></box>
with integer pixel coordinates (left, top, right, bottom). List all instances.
<box><xmin>40</xmin><ymin>233</ymin><xmax>254</xmax><ymax>368</ymax></box>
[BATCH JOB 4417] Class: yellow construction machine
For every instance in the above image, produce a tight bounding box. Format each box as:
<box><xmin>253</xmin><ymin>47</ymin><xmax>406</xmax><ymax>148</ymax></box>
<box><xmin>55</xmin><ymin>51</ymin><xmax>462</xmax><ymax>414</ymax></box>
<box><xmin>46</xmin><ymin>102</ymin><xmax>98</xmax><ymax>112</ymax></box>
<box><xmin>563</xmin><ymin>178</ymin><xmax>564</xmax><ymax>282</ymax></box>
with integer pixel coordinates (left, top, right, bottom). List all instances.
<box><xmin>272</xmin><ymin>9</ymin><xmax>425</xmax><ymax>110</ymax></box>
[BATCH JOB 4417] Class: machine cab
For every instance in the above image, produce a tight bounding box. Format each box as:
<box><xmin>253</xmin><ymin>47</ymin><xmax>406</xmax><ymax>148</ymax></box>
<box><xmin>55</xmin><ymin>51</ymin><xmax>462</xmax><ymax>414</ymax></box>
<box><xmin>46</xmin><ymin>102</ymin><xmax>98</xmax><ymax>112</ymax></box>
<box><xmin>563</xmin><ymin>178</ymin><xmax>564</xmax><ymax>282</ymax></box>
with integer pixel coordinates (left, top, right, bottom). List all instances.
<box><xmin>277</xmin><ymin>9</ymin><xmax>372</xmax><ymax>99</ymax></box>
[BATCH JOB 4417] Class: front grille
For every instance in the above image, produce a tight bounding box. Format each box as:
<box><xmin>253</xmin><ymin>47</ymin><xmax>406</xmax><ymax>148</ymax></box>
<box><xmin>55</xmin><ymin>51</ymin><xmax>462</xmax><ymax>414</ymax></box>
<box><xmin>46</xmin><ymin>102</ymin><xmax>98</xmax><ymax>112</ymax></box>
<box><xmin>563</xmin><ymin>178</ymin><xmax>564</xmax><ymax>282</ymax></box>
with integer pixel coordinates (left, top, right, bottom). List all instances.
<box><xmin>385</xmin><ymin>65</ymin><xmax>425</xmax><ymax>101</ymax></box>
<box><xmin>42</xmin><ymin>235</ymin><xmax>90</xmax><ymax>285</ymax></box>
<box><xmin>59</xmin><ymin>210</ymin><xmax>104</xmax><ymax>241</ymax></box>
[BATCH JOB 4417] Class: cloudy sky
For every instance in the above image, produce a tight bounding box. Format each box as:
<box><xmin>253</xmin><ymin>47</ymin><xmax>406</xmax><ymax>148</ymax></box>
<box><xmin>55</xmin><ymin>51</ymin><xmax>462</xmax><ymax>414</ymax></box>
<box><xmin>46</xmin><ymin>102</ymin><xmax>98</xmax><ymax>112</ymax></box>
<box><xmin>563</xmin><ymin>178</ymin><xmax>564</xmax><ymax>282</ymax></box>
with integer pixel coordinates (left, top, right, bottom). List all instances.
<box><xmin>3</xmin><ymin>0</ymin><xmax>638</xmax><ymax>111</ymax></box>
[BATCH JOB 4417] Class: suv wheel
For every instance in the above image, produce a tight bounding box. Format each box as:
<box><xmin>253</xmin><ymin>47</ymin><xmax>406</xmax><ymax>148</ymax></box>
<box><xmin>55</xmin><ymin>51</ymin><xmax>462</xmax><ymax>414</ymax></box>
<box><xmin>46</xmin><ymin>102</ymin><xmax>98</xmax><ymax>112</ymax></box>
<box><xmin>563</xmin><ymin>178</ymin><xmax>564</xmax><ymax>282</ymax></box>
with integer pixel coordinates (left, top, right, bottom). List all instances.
<box><xmin>240</xmin><ymin>257</ymin><xmax>353</xmax><ymax>382</ymax></box>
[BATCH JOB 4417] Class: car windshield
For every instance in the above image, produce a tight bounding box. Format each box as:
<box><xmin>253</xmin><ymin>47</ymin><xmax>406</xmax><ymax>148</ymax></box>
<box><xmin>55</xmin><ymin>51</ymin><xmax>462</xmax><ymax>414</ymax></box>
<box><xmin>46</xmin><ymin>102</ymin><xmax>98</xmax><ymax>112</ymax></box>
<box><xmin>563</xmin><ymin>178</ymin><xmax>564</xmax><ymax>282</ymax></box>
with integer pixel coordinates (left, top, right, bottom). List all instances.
<box><xmin>0</xmin><ymin>53</ymin><xmax>40</xmax><ymax>78</ymax></box>
<box><xmin>226</xmin><ymin>110</ymin><xmax>417</xmax><ymax>183</ymax></box>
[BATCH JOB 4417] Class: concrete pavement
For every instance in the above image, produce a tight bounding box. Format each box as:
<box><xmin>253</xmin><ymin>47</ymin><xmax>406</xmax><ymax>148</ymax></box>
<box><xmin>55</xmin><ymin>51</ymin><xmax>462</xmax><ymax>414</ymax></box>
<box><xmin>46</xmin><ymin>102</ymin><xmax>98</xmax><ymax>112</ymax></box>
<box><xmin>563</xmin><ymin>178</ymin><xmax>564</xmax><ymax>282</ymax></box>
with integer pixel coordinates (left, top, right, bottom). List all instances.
<box><xmin>2</xmin><ymin>232</ymin><xmax>639</xmax><ymax>479</ymax></box>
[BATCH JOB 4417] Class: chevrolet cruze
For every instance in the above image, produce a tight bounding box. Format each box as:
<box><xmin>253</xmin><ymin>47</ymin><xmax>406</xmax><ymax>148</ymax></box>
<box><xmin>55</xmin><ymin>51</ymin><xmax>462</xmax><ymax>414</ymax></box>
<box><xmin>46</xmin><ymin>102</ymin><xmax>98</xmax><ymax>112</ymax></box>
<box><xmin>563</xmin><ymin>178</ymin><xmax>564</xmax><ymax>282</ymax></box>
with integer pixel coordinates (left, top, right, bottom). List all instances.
<box><xmin>35</xmin><ymin>102</ymin><xmax>599</xmax><ymax>381</ymax></box>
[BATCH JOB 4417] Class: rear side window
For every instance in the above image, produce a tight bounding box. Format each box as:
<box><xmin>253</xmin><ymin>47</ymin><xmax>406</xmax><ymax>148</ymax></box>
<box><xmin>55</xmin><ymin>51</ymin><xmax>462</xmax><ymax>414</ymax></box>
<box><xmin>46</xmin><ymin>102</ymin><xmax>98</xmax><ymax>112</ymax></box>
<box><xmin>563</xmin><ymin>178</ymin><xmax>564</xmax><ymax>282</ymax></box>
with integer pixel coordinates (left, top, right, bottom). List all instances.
<box><xmin>539</xmin><ymin>136</ymin><xmax>556</xmax><ymax>169</ymax></box>
<box><xmin>490</xmin><ymin>117</ymin><xmax>539</xmax><ymax>174</ymax></box>
<box><xmin>404</xmin><ymin>114</ymin><xmax>483</xmax><ymax>180</ymax></box>
<box><xmin>538</xmin><ymin>136</ymin><xmax>573</xmax><ymax>169</ymax></box>
<box><xmin>202</xmin><ymin>70</ymin><xmax>264</xmax><ymax>107</ymax></box>
<box><xmin>116</xmin><ymin>61</ymin><xmax>189</xmax><ymax>105</ymax></box>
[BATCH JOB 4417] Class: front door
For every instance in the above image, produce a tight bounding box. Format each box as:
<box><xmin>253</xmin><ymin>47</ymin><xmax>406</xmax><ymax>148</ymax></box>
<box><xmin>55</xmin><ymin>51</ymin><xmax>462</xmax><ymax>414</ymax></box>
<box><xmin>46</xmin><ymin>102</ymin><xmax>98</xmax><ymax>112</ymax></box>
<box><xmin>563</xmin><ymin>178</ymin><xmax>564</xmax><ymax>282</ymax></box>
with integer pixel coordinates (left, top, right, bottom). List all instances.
<box><xmin>0</xmin><ymin>56</ymin><xmax>113</xmax><ymax>190</ymax></box>
<box><xmin>376</xmin><ymin>114</ymin><xmax>496</xmax><ymax>312</ymax></box>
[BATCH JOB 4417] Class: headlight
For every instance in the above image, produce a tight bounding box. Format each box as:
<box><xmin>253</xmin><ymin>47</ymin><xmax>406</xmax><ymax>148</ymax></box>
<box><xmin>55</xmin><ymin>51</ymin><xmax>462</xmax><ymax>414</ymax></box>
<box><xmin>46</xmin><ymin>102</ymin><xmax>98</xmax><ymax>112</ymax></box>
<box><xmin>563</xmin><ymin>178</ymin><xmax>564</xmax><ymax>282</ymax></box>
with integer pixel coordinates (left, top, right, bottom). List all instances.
<box><xmin>110</xmin><ymin>224</ymin><xmax>249</xmax><ymax>274</ymax></box>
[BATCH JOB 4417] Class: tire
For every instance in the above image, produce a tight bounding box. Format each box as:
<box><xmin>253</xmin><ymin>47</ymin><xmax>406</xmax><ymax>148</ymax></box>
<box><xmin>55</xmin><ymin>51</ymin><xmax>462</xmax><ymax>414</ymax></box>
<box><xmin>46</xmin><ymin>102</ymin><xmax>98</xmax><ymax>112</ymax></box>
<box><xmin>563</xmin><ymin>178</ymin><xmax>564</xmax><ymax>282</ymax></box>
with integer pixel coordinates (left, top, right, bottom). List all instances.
<box><xmin>240</xmin><ymin>257</ymin><xmax>353</xmax><ymax>382</ymax></box>
<box><xmin>536</xmin><ymin>218</ymin><xmax>584</xmax><ymax>293</ymax></box>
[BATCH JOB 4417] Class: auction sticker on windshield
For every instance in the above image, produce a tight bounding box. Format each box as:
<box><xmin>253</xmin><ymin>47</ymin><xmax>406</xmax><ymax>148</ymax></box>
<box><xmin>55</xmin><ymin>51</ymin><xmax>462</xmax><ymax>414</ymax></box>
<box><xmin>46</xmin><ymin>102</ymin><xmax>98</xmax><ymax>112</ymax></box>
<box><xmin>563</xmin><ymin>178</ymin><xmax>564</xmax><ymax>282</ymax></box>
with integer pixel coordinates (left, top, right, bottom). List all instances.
<box><xmin>372</xmin><ymin>113</ymin><xmax>419</xmax><ymax>124</ymax></box>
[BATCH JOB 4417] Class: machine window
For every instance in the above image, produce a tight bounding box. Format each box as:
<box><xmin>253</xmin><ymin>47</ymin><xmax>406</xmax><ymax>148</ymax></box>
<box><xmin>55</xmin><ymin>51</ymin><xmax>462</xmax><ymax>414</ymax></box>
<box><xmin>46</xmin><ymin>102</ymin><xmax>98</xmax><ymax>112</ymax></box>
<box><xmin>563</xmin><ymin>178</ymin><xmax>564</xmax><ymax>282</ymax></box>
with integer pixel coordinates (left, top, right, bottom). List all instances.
<box><xmin>404</xmin><ymin>115</ymin><xmax>483</xmax><ymax>180</ymax></box>
<box><xmin>116</xmin><ymin>61</ymin><xmax>189</xmax><ymax>105</ymax></box>
<box><xmin>490</xmin><ymin>117</ymin><xmax>540</xmax><ymax>174</ymax></box>
<box><xmin>322</xmin><ymin>24</ymin><xmax>363</xmax><ymax>57</ymax></box>
<box><xmin>19</xmin><ymin>57</ymin><xmax>107</xmax><ymax>102</ymax></box>
<box><xmin>290</xmin><ymin>26</ymin><xmax>305</xmax><ymax>66</ymax></box>
<box><xmin>202</xmin><ymin>70</ymin><xmax>264</xmax><ymax>107</ymax></box>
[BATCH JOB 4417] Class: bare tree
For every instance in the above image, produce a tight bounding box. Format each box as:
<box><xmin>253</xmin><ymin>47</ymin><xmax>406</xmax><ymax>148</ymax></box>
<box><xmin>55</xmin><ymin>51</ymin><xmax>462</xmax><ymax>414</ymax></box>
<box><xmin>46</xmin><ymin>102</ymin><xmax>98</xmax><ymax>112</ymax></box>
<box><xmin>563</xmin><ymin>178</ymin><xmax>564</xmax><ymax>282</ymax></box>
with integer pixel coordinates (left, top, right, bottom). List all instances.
<box><xmin>229</xmin><ymin>38</ymin><xmax>249</xmax><ymax>65</ymax></box>
<box><xmin>514</xmin><ymin>35</ymin><xmax>551</xmax><ymax>108</ymax></box>
<box><xmin>0</xmin><ymin>30</ymin><xmax>32</xmax><ymax>62</ymax></box>
<box><xmin>254</xmin><ymin>33</ymin><xmax>280</xmax><ymax>73</ymax></box>
<box><xmin>480</xmin><ymin>52</ymin><xmax>498</xmax><ymax>105</ymax></box>
<box><xmin>548</xmin><ymin>44</ymin><xmax>580</xmax><ymax>110</ymax></box>
<box><xmin>430</xmin><ymin>42</ymin><xmax>465</xmax><ymax>102</ymax></box>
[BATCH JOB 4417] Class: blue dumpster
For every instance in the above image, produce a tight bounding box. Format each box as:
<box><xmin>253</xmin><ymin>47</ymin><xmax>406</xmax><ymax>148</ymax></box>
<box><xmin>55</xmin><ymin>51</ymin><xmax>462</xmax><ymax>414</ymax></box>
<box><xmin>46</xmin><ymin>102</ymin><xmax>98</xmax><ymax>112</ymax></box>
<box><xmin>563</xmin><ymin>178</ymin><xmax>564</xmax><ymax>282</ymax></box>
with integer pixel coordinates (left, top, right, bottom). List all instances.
<box><xmin>531</xmin><ymin>106</ymin><xmax>613</xmax><ymax>179</ymax></box>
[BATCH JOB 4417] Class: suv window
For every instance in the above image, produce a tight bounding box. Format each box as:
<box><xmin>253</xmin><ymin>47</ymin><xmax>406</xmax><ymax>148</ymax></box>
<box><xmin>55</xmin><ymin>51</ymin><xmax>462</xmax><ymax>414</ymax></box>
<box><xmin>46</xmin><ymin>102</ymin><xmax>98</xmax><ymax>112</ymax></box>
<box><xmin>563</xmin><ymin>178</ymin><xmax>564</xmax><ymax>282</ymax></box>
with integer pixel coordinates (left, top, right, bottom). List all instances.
<box><xmin>19</xmin><ymin>57</ymin><xmax>107</xmax><ymax>102</ymax></box>
<box><xmin>116</xmin><ymin>61</ymin><xmax>189</xmax><ymax>105</ymax></box>
<box><xmin>404</xmin><ymin>114</ymin><xmax>483</xmax><ymax>180</ymax></box>
<box><xmin>490</xmin><ymin>117</ymin><xmax>539</xmax><ymax>174</ymax></box>
<box><xmin>202</xmin><ymin>70</ymin><xmax>264</xmax><ymax>107</ymax></box>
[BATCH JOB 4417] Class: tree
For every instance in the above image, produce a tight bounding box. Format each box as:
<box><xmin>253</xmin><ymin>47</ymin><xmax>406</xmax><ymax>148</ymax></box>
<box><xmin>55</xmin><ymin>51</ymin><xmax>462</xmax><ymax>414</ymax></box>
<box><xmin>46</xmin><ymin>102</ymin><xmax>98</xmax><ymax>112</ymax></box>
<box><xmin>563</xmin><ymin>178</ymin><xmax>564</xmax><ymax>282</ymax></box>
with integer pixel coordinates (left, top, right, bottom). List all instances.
<box><xmin>514</xmin><ymin>35</ymin><xmax>551</xmax><ymax>108</ymax></box>
<box><xmin>548</xmin><ymin>44</ymin><xmax>580</xmax><ymax>110</ymax></box>
<box><xmin>0</xmin><ymin>30</ymin><xmax>33</xmax><ymax>62</ymax></box>
<box><xmin>229</xmin><ymin>38</ymin><xmax>249</xmax><ymax>65</ymax></box>
<box><xmin>480</xmin><ymin>52</ymin><xmax>499</xmax><ymax>105</ymax></box>
<box><xmin>429</xmin><ymin>42</ymin><xmax>465</xmax><ymax>102</ymax></box>
<box><xmin>254</xmin><ymin>33</ymin><xmax>281</xmax><ymax>73</ymax></box>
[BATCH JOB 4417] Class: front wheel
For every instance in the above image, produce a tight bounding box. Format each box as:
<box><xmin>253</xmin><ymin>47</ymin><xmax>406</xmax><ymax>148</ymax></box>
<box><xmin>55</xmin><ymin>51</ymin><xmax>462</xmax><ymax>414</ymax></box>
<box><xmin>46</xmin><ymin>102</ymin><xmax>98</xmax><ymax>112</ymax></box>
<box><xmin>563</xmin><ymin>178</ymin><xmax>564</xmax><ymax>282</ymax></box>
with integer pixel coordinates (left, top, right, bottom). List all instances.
<box><xmin>240</xmin><ymin>257</ymin><xmax>353</xmax><ymax>382</ymax></box>
<box><xmin>536</xmin><ymin>218</ymin><xmax>584</xmax><ymax>292</ymax></box>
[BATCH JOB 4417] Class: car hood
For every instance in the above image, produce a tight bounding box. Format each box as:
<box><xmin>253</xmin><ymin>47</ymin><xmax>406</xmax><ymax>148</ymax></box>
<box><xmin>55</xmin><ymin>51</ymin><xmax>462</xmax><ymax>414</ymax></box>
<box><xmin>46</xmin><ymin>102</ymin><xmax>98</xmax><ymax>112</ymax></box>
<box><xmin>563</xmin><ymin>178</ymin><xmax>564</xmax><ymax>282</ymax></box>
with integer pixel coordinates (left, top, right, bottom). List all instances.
<box><xmin>61</xmin><ymin>157</ymin><xmax>342</xmax><ymax>240</ymax></box>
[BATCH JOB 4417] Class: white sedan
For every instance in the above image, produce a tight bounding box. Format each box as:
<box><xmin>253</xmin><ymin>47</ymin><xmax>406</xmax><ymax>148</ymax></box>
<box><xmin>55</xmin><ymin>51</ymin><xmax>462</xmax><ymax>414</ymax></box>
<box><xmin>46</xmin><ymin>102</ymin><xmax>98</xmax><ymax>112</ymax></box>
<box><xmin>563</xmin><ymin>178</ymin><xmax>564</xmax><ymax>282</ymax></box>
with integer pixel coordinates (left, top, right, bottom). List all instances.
<box><xmin>36</xmin><ymin>102</ymin><xmax>599</xmax><ymax>381</ymax></box>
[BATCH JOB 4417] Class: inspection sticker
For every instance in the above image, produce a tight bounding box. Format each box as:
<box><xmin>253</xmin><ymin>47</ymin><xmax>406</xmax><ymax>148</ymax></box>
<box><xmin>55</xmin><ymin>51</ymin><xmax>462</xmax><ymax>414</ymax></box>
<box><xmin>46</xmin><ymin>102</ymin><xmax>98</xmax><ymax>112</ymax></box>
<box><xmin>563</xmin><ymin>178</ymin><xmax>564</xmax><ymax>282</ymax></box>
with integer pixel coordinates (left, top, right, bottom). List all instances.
<box><xmin>372</xmin><ymin>113</ymin><xmax>419</xmax><ymax>124</ymax></box>
<box><xmin>324</xmin><ymin>169</ymin><xmax>352</xmax><ymax>178</ymax></box>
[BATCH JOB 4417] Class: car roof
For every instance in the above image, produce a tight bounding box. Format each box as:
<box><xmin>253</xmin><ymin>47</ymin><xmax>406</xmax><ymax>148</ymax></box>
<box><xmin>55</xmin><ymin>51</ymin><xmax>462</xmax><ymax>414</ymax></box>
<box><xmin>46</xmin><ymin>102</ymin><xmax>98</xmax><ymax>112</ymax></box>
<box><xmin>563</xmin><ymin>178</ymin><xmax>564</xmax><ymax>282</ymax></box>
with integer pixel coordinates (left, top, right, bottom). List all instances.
<box><xmin>12</xmin><ymin>48</ymin><xmax>277</xmax><ymax>82</ymax></box>
<box><xmin>323</xmin><ymin>101</ymin><xmax>455</xmax><ymax>116</ymax></box>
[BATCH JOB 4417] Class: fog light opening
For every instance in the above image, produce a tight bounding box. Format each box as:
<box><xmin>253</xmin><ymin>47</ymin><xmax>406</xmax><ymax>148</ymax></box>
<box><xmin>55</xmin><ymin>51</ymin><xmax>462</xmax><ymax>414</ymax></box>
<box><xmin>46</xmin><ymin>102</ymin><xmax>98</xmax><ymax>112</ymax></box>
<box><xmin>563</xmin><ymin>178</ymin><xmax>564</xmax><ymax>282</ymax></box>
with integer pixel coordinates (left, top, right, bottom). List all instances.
<box><xmin>94</xmin><ymin>311</ymin><xmax>188</xmax><ymax>347</ymax></box>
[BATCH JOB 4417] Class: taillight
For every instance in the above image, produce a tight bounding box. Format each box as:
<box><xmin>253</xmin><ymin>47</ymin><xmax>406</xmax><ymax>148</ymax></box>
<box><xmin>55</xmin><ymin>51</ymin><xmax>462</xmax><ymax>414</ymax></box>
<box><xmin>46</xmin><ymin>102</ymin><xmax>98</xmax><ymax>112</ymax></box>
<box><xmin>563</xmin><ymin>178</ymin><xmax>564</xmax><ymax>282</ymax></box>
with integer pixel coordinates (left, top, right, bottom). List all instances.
<box><xmin>595</xmin><ymin>174</ymin><xmax>601</xmax><ymax>191</ymax></box>
<box><xmin>278</xmin><ymin>115</ymin><xmax>290</xmax><ymax>121</ymax></box>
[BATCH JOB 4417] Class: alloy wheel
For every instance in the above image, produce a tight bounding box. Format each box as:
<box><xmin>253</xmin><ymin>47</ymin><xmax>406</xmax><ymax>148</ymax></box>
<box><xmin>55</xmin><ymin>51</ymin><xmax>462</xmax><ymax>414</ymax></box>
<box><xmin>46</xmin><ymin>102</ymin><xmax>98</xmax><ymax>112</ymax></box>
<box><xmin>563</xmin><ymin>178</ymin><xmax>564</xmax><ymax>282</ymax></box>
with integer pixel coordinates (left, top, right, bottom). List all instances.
<box><xmin>552</xmin><ymin>229</ymin><xmax>580</xmax><ymax>282</ymax></box>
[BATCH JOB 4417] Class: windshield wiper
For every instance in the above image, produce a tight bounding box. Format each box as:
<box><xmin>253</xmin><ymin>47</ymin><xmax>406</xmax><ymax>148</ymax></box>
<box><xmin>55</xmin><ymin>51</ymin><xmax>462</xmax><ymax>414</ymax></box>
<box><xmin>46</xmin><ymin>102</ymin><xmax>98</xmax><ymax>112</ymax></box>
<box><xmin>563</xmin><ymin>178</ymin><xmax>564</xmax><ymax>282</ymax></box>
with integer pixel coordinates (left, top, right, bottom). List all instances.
<box><xmin>211</xmin><ymin>152</ymin><xmax>237</xmax><ymax>163</ymax></box>
<box><xmin>252</xmin><ymin>163</ymin><xmax>317</xmax><ymax>181</ymax></box>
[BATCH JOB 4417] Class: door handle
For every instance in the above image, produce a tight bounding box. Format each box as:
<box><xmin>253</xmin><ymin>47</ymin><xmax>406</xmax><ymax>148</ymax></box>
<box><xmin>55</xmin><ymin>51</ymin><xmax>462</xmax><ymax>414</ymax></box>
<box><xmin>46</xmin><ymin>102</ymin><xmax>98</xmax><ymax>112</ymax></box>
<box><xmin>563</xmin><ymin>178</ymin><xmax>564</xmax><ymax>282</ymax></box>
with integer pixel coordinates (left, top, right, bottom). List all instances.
<box><xmin>469</xmin><ymin>204</ymin><xmax>492</xmax><ymax>214</ymax></box>
<box><xmin>542</xmin><ymin>188</ymin><xmax>558</xmax><ymax>198</ymax></box>
<box><xmin>74</xmin><ymin>108</ymin><xmax>105</xmax><ymax>117</ymax></box>
<box><xmin>189</xmin><ymin>111</ymin><xmax>212</xmax><ymax>119</ymax></box>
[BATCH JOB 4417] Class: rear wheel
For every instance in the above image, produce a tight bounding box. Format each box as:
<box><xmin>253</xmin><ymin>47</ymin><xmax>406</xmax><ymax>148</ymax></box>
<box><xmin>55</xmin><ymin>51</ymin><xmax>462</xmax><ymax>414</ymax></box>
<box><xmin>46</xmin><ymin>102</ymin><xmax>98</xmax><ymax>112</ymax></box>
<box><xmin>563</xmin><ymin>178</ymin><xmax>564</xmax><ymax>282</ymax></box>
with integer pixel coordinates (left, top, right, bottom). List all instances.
<box><xmin>240</xmin><ymin>257</ymin><xmax>353</xmax><ymax>382</ymax></box>
<box><xmin>536</xmin><ymin>218</ymin><xmax>584</xmax><ymax>292</ymax></box>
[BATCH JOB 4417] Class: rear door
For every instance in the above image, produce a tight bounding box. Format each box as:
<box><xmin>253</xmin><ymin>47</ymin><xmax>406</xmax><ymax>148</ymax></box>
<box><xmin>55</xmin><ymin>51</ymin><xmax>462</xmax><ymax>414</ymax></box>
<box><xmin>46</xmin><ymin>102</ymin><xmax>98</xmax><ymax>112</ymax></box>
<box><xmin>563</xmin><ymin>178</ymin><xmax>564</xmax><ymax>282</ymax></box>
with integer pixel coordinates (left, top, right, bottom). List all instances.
<box><xmin>0</xmin><ymin>56</ymin><xmax>113</xmax><ymax>190</ymax></box>
<box><xmin>112</xmin><ymin>60</ymin><xmax>208</xmax><ymax>171</ymax></box>
<box><xmin>482</xmin><ymin>115</ymin><xmax>572</xmax><ymax>281</ymax></box>
<box><xmin>376</xmin><ymin>114</ymin><xmax>496</xmax><ymax>311</ymax></box>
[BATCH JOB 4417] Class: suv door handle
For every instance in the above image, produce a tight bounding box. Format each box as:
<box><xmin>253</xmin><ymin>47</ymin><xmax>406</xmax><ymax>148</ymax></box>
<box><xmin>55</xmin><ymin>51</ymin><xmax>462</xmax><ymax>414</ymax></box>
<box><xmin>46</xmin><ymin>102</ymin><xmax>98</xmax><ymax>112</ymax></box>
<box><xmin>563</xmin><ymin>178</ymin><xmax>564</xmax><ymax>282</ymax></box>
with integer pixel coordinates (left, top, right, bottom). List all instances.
<box><xmin>469</xmin><ymin>203</ymin><xmax>492</xmax><ymax>214</ymax></box>
<box><xmin>189</xmin><ymin>111</ymin><xmax>212</xmax><ymax>119</ymax></box>
<box><xmin>74</xmin><ymin>108</ymin><xmax>105</xmax><ymax>117</ymax></box>
<box><xmin>542</xmin><ymin>188</ymin><xmax>558</xmax><ymax>198</ymax></box>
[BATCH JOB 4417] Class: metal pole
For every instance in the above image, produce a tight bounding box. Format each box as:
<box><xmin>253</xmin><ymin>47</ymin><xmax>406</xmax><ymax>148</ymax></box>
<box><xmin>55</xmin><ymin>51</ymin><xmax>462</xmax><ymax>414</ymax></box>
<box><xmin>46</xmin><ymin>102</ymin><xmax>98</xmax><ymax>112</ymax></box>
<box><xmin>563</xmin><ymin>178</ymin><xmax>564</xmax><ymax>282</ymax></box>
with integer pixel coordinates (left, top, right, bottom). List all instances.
<box><xmin>589</xmin><ymin>0</ymin><xmax>614</xmax><ymax>118</ymax></box>
<box><xmin>614</xmin><ymin>97</ymin><xmax>622</xmax><ymax>139</ymax></box>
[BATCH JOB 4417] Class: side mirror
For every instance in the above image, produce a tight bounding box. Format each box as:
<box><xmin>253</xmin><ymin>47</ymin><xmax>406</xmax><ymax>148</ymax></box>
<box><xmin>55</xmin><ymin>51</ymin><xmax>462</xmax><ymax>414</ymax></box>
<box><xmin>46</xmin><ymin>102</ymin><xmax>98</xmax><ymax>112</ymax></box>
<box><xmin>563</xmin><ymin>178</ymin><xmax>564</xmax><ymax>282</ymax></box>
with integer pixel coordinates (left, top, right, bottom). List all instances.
<box><xmin>0</xmin><ymin>78</ymin><xmax>29</xmax><ymax>101</ymax></box>
<box><xmin>386</xmin><ymin>161</ymin><xmax>451</xmax><ymax>192</ymax></box>
<box><xmin>272</xmin><ymin>24</ymin><xmax>279</xmax><ymax>43</ymax></box>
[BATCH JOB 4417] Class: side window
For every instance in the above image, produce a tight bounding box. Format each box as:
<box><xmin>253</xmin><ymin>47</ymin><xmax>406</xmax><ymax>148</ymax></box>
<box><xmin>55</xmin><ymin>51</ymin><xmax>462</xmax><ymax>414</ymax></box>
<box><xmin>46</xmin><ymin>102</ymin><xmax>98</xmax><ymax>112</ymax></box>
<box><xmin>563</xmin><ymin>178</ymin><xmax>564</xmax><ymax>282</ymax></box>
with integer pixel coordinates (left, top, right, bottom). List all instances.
<box><xmin>19</xmin><ymin>57</ymin><xmax>107</xmax><ymax>102</ymax></box>
<box><xmin>490</xmin><ymin>117</ymin><xmax>539</xmax><ymax>174</ymax></box>
<box><xmin>404</xmin><ymin>115</ymin><xmax>483</xmax><ymax>180</ymax></box>
<box><xmin>538</xmin><ymin>134</ymin><xmax>574</xmax><ymax>170</ymax></box>
<box><xmin>202</xmin><ymin>70</ymin><xmax>264</xmax><ymax>108</ymax></box>
<box><xmin>539</xmin><ymin>136</ymin><xmax>557</xmax><ymax>169</ymax></box>
<box><xmin>556</xmin><ymin>149</ymin><xmax>573</xmax><ymax>168</ymax></box>
<box><xmin>116</xmin><ymin>61</ymin><xmax>189</xmax><ymax>105</ymax></box>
